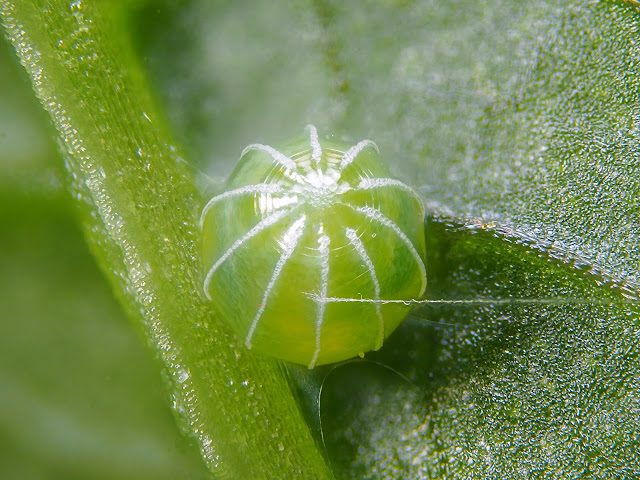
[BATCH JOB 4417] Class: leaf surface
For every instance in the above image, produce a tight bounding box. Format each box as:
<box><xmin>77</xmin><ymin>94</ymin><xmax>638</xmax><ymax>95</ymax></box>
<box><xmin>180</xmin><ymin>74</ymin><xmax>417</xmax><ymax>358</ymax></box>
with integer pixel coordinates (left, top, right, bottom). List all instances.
<box><xmin>3</xmin><ymin>0</ymin><xmax>639</xmax><ymax>478</ymax></box>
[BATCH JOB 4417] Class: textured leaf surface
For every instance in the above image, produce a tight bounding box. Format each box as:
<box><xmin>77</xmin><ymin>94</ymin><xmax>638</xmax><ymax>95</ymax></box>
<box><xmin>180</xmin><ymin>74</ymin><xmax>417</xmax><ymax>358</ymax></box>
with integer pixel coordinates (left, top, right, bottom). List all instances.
<box><xmin>140</xmin><ymin>0</ymin><xmax>640</xmax><ymax>477</ymax></box>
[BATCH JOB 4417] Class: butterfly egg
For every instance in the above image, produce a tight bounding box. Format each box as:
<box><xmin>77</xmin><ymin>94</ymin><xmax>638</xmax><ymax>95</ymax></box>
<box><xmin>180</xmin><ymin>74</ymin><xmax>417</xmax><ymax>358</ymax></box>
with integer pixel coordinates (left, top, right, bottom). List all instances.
<box><xmin>201</xmin><ymin>125</ymin><xmax>426</xmax><ymax>368</ymax></box>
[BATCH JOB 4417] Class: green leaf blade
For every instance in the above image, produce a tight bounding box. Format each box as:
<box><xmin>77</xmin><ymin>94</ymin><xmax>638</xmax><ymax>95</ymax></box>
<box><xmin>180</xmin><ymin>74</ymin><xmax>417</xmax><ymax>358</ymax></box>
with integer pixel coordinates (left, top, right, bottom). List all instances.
<box><xmin>431</xmin><ymin>1</ymin><xmax>640</xmax><ymax>290</ymax></box>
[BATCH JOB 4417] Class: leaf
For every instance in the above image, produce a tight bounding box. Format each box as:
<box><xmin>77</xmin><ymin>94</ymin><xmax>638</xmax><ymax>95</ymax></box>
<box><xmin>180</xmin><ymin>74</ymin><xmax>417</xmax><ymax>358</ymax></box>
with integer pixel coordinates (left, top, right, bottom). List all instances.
<box><xmin>319</xmin><ymin>1</ymin><xmax>640</xmax><ymax>478</ymax></box>
<box><xmin>3</xmin><ymin>0</ymin><xmax>640</xmax><ymax>479</ymax></box>
<box><xmin>135</xmin><ymin>0</ymin><xmax>640</xmax><ymax>477</ymax></box>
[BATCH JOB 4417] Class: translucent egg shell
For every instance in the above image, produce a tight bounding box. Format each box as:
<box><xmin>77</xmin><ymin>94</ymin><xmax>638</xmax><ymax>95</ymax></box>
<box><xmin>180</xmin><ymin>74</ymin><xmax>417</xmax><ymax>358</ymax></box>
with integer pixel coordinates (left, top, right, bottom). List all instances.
<box><xmin>201</xmin><ymin>126</ymin><xmax>426</xmax><ymax>368</ymax></box>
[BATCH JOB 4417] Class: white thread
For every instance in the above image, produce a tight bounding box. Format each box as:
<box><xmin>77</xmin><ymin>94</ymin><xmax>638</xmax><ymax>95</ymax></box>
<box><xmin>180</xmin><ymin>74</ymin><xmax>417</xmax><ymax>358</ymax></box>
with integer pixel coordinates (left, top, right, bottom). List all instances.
<box><xmin>241</xmin><ymin>143</ymin><xmax>298</xmax><ymax>171</ymax></box>
<box><xmin>203</xmin><ymin>208</ymin><xmax>291</xmax><ymax>299</ymax></box>
<box><xmin>338</xmin><ymin>139</ymin><xmax>379</xmax><ymax>172</ymax></box>
<box><xmin>307</xmin><ymin>124</ymin><xmax>323</xmax><ymax>167</ymax></box>
<box><xmin>200</xmin><ymin>183</ymin><xmax>284</xmax><ymax>228</ymax></box>
<box><xmin>309</xmin><ymin>234</ymin><xmax>331</xmax><ymax>369</ymax></box>
<box><xmin>345</xmin><ymin>228</ymin><xmax>384</xmax><ymax>350</ymax></box>
<box><xmin>245</xmin><ymin>215</ymin><xmax>307</xmax><ymax>348</ymax></box>
<box><xmin>351</xmin><ymin>205</ymin><xmax>427</xmax><ymax>295</ymax></box>
<box><xmin>307</xmin><ymin>295</ymin><xmax>628</xmax><ymax>307</ymax></box>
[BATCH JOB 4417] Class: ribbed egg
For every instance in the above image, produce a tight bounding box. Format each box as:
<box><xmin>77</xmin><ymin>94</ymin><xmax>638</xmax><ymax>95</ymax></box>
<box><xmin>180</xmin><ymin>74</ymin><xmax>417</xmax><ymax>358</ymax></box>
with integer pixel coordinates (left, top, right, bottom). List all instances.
<box><xmin>201</xmin><ymin>125</ymin><xmax>426</xmax><ymax>368</ymax></box>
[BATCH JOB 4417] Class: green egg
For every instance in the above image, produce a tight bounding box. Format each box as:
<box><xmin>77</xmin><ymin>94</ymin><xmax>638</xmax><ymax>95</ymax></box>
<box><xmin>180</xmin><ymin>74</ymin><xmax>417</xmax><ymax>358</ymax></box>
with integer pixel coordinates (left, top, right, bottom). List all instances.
<box><xmin>201</xmin><ymin>125</ymin><xmax>426</xmax><ymax>368</ymax></box>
